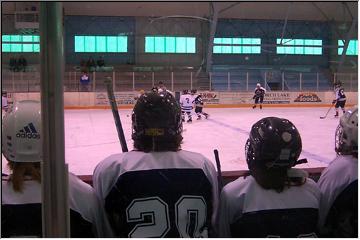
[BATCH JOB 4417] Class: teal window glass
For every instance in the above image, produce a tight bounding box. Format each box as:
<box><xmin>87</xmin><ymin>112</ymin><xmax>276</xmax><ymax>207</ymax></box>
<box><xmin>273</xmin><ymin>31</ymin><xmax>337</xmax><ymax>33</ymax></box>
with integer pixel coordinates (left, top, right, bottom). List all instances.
<box><xmin>145</xmin><ymin>36</ymin><xmax>155</xmax><ymax>52</ymax></box>
<box><xmin>145</xmin><ymin>36</ymin><xmax>196</xmax><ymax>53</ymax></box>
<box><xmin>74</xmin><ymin>35</ymin><xmax>128</xmax><ymax>53</ymax></box>
<box><xmin>277</xmin><ymin>38</ymin><xmax>322</xmax><ymax>55</ymax></box>
<box><xmin>338</xmin><ymin>39</ymin><xmax>358</xmax><ymax>55</ymax></box>
<box><xmin>1</xmin><ymin>35</ymin><xmax>40</xmax><ymax>52</ymax></box>
<box><xmin>75</xmin><ymin>36</ymin><xmax>85</xmax><ymax>52</ymax></box>
<box><xmin>2</xmin><ymin>43</ymin><xmax>11</xmax><ymax>52</ymax></box>
<box><xmin>33</xmin><ymin>44</ymin><xmax>40</xmax><ymax>52</ymax></box>
<box><xmin>96</xmin><ymin>36</ymin><xmax>106</xmax><ymax>52</ymax></box>
<box><xmin>107</xmin><ymin>36</ymin><xmax>117</xmax><ymax>52</ymax></box>
<box><xmin>213</xmin><ymin>37</ymin><xmax>261</xmax><ymax>54</ymax></box>
<box><xmin>117</xmin><ymin>36</ymin><xmax>127</xmax><ymax>52</ymax></box>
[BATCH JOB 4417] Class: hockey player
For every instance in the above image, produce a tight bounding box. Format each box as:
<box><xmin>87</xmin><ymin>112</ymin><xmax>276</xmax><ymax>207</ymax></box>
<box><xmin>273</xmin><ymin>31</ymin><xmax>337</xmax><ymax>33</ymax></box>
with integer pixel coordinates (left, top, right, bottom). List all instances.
<box><xmin>1</xmin><ymin>100</ymin><xmax>112</xmax><ymax>237</ymax></box>
<box><xmin>317</xmin><ymin>106</ymin><xmax>357</xmax><ymax>237</ymax></box>
<box><xmin>93</xmin><ymin>91</ymin><xmax>219</xmax><ymax>237</ymax></box>
<box><xmin>332</xmin><ymin>82</ymin><xmax>346</xmax><ymax>117</ymax></box>
<box><xmin>191</xmin><ymin>89</ymin><xmax>209</xmax><ymax>120</ymax></box>
<box><xmin>218</xmin><ymin>117</ymin><xmax>320</xmax><ymax>237</ymax></box>
<box><xmin>179</xmin><ymin>89</ymin><xmax>194</xmax><ymax>123</ymax></box>
<box><xmin>252</xmin><ymin>83</ymin><xmax>266</xmax><ymax>109</ymax></box>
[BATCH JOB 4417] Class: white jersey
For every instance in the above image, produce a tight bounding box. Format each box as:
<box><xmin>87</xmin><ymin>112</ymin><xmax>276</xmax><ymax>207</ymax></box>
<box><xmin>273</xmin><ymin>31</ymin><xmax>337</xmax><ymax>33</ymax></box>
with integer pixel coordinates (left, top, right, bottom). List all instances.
<box><xmin>2</xmin><ymin>172</ymin><xmax>113</xmax><ymax>237</ymax></box>
<box><xmin>93</xmin><ymin>150</ymin><xmax>219</xmax><ymax>237</ymax></box>
<box><xmin>179</xmin><ymin>94</ymin><xmax>194</xmax><ymax>112</ymax></box>
<box><xmin>317</xmin><ymin>155</ymin><xmax>357</xmax><ymax>229</ymax></box>
<box><xmin>218</xmin><ymin>170</ymin><xmax>320</xmax><ymax>237</ymax></box>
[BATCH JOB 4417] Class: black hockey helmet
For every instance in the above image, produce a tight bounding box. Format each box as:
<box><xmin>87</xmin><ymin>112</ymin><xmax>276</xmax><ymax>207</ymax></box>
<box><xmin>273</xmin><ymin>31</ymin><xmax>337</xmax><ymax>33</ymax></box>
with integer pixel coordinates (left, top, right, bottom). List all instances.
<box><xmin>182</xmin><ymin>89</ymin><xmax>189</xmax><ymax>94</ymax></box>
<box><xmin>132</xmin><ymin>91</ymin><xmax>183</xmax><ymax>141</ymax></box>
<box><xmin>191</xmin><ymin>89</ymin><xmax>197</xmax><ymax>94</ymax></box>
<box><xmin>245</xmin><ymin>117</ymin><xmax>302</xmax><ymax>170</ymax></box>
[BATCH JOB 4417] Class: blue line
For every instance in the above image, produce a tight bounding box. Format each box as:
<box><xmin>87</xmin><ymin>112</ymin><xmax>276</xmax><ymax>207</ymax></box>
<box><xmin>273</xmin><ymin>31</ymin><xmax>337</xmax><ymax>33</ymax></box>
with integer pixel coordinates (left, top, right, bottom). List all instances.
<box><xmin>207</xmin><ymin>118</ymin><xmax>331</xmax><ymax>165</ymax></box>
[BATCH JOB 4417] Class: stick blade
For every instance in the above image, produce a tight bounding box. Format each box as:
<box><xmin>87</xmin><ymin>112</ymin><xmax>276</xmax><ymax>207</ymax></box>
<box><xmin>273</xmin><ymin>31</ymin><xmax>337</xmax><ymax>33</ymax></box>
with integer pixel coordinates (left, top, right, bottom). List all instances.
<box><xmin>320</xmin><ymin>116</ymin><xmax>326</xmax><ymax>119</ymax></box>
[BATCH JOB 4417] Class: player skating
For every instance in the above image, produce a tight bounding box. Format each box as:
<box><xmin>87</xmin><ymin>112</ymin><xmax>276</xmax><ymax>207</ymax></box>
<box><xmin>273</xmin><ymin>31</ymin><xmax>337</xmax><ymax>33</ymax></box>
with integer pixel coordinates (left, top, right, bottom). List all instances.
<box><xmin>180</xmin><ymin>89</ymin><xmax>193</xmax><ymax>123</ymax></box>
<box><xmin>191</xmin><ymin>89</ymin><xmax>209</xmax><ymax>120</ymax></box>
<box><xmin>252</xmin><ymin>83</ymin><xmax>266</xmax><ymax>109</ymax></box>
<box><xmin>332</xmin><ymin>82</ymin><xmax>346</xmax><ymax>117</ymax></box>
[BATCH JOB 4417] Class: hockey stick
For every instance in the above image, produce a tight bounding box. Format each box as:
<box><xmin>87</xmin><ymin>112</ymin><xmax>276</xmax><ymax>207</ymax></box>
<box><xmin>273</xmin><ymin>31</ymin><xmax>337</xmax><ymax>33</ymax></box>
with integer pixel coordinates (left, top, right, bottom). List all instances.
<box><xmin>104</xmin><ymin>77</ymin><xmax>129</xmax><ymax>152</ymax></box>
<box><xmin>320</xmin><ymin>103</ymin><xmax>334</xmax><ymax>119</ymax></box>
<box><xmin>214</xmin><ymin>149</ymin><xmax>223</xmax><ymax>196</ymax></box>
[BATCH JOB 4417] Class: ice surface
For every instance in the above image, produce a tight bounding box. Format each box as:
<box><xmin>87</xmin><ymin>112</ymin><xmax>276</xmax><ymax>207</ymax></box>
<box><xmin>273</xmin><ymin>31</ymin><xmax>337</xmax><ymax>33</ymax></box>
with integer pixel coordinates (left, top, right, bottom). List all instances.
<box><xmin>2</xmin><ymin>107</ymin><xmax>341</xmax><ymax>175</ymax></box>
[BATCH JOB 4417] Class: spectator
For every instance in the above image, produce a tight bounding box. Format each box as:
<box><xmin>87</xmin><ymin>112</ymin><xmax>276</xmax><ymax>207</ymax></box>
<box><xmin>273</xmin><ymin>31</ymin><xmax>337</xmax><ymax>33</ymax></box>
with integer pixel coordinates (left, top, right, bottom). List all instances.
<box><xmin>80</xmin><ymin>59</ymin><xmax>87</xmax><ymax>72</ymax></box>
<box><xmin>97</xmin><ymin>55</ymin><xmax>105</xmax><ymax>68</ymax></box>
<box><xmin>93</xmin><ymin>91</ymin><xmax>219</xmax><ymax>237</ymax></box>
<box><xmin>317</xmin><ymin>106</ymin><xmax>358</xmax><ymax>237</ymax></box>
<box><xmin>17</xmin><ymin>55</ymin><xmax>27</xmax><ymax>72</ymax></box>
<box><xmin>86</xmin><ymin>57</ymin><xmax>96</xmax><ymax>72</ymax></box>
<box><xmin>80</xmin><ymin>72</ymin><xmax>91</xmax><ymax>92</ymax></box>
<box><xmin>218</xmin><ymin>117</ymin><xmax>320</xmax><ymax>237</ymax></box>
<box><xmin>1</xmin><ymin>100</ymin><xmax>113</xmax><ymax>237</ymax></box>
<box><xmin>9</xmin><ymin>57</ymin><xmax>18</xmax><ymax>72</ymax></box>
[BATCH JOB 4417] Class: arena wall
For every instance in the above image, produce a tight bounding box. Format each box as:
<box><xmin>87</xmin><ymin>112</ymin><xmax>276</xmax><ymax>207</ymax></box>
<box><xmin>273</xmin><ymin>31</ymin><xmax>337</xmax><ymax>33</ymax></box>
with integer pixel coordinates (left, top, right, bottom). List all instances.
<box><xmin>8</xmin><ymin>91</ymin><xmax>358</xmax><ymax>109</ymax></box>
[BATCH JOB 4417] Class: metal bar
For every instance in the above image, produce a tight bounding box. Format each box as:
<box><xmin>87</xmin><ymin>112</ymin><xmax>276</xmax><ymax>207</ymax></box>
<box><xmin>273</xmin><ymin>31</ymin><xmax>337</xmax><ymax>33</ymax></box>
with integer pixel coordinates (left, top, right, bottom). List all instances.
<box><xmin>246</xmin><ymin>72</ymin><xmax>249</xmax><ymax>91</ymax></box>
<box><xmin>152</xmin><ymin>72</ymin><xmax>154</xmax><ymax>87</ymax></box>
<box><xmin>280</xmin><ymin>2</ymin><xmax>292</xmax><ymax>45</ymax></box>
<box><xmin>299</xmin><ymin>73</ymin><xmax>302</xmax><ymax>91</ymax></box>
<box><xmin>264</xmin><ymin>71</ymin><xmax>267</xmax><ymax>90</ymax></box>
<box><xmin>132</xmin><ymin>72</ymin><xmax>135</xmax><ymax>91</ymax></box>
<box><xmin>92</xmin><ymin>71</ymin><xmax>95</xmax><ymax>92</ymax></box>
<box><xmin>205</xmin><ymin>3</ymin><xmax>218</xmax><ymax>73</ymax></box>
<box><xmin>350</xmin><ymin>73</ymin><xmax>353</xmax><ymax>91</ymax></box>
<box><xmin>316</xmin><ymin>72</ymin><xmax>319</xmax><ymax>91</ymax></box>
<box><xmin>171</xmin><ymin>72</ymin><xmax>174</xmax><ymax>91</ymax></box>
<box><xmin>282</xmin><ymin>72</ymin><xmax>285</xmax><ymax>91</ymax></box>
<box><xmin>12</xmin><ymin>71</ymin><xmax>15</xmax><ymax>92</ymax></box>
<box><xmin>39</xmin><ymin>2</ymin><xmax>70</xmax><ymax>237</ymax></box>
<box><xmin>112</xmin><ymin>71</ymin><xmax>116</xmax><ymax>92</ymax></box>
<box><xmin>227</xmin><ymin>72</ymin><xmax>230</xmax><ymax>91</ymax></box>
<box><xmin>190</xmin><ymin>72</ymin><xmax>193</xmax><ymax>90</ymax></box>
<box><xmin>209</xmin><ymin>72</ymin><xmax>212</xmax><ymax>91</ymax></box>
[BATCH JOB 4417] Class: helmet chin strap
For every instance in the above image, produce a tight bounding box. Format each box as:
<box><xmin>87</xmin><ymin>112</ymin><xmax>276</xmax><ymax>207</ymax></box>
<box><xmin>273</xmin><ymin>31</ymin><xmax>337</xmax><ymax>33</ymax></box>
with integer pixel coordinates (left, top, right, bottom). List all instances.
<box><xmin>294</xmin><ymin>158</ymin><xmax>308</xmax><ymax>166</ymax></box>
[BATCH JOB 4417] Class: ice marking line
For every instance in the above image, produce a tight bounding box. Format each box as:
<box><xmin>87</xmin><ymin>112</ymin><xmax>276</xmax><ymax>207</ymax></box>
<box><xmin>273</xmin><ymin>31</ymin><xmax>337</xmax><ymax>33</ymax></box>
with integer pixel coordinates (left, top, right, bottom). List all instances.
<box><xmin>207</xmin><ymin>118</ymin><xmax>331</xmax><ymax>165</ymax></box>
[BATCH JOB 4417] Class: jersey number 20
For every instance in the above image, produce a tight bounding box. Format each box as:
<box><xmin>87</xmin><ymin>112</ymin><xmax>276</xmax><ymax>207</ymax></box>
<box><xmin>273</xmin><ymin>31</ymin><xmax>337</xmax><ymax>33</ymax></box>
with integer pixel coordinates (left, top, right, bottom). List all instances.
<box><xmin>126</xmin><ymin>195</ymin><xmax>207</xmax><ymax>237</ymax></box>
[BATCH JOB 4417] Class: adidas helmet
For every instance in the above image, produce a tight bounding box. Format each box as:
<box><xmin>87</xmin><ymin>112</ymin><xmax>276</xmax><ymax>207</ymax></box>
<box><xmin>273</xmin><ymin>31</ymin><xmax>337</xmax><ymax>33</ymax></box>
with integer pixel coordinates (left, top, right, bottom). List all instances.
<box><xmin>245</xmin><ymin>117</ymin><xmax>302</xmax><ymax>170</ymax></box>
<box><xmin>132</xmin><ymin>91</ymin><xmax>183</xmax><ymax>141</ymax></box>
<box><xmin>2</xmin><ymin>100</ymin><xmax>42</xmax><ymax>162</ymax></box>
<box><xmin>335</xmin><ymin>106</ymin><xmax>358</xmax><ymax>155</ymax></box>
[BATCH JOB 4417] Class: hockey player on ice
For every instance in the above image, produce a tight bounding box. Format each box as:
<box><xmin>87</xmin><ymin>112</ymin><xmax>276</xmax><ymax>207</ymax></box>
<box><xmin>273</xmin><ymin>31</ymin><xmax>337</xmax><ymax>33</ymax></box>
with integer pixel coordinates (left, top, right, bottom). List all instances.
<box><xmin>191</xmin><ymin>89</ymin><xmax>209</xmax><ymax>120</ymax></box>
<box><xmin>179</xmin><ymin>89</ymin><xmax>194</xmax><ymax>123</ymax></box>
<box><xmin>1</xmin><ymin>100</ymin><xmax>112</xmax><ymax>237</ymax></box>
<box><xmin>217</xmin><ymin>117</ymin><xmax>320</xmax><ymax>237</ymax></box>
<box><xmin>332</xmin><ymin>82</ymin><xmax>346</xmax><ymax>117</ymax></box>
<box><xmin>317</xmin><ymin>106</ymin><xmax>357</xmax><ymax>237</ymax></box>
<box><xmin>252</xmin><ymin>83</ymin><xmax>266</xmax><ymax>109</ymax></box>
<box><xmin>93</xmin><ymin>91</ymin><xmax>219</xmax><ymax>237</ymax></box>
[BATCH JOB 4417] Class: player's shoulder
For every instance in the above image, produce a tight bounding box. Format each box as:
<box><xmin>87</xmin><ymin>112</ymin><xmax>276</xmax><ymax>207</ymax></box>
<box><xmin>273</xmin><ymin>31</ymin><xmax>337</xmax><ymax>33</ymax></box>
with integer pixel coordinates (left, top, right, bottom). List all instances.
<box><xmin>178</xmin><ymin>150</ymin><xmax>214</xmax><ymax>167</ymax></box>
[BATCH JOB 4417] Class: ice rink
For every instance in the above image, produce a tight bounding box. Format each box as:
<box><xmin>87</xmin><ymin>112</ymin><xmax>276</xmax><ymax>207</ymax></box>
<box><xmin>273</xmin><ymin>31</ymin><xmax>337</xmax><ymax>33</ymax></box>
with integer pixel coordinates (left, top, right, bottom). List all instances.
<box><xmin>2</xmin><ymin>107</ymin><xmax>342</xmax><ymax>176</ymax></box>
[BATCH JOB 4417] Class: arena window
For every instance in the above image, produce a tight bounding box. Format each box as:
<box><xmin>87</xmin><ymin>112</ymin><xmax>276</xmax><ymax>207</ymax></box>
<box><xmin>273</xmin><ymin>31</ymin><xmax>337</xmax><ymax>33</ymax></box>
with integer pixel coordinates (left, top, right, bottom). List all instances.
<box><xmin>276</xmin><ymin>39</ymin><xmax>322</xmax><ymax>55</ymax></box>
<box><xmin>2</xmin><ymin>35</ymin><xmax>40</xmax><ymax>52</ymax></box>
<box><xmin>213</xmin><ymin>37</ymin><xmax>261</xmax><ymax>54</ymax></box>
<box><xmin>145</xmin><ymin>36</ymin><xmax>196</xmax><ymax>53</ymax></box>
<box><xmin>74</xmin><ymin>35</ymin><xmax>128</xmax><ymax>53</ymax></box>
<box><xmin>338</xmin><ymin>39</ymin><xmax>358</xmax><ymax>55</ymax></box>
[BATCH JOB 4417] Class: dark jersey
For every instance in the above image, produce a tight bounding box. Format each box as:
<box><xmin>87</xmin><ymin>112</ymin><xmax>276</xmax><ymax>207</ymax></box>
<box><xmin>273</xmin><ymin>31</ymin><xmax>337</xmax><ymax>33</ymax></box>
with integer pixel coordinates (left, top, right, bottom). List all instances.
<box><xmin>317</xmin><ymin>155</ymin><xmax>357</xmax><ymax>237</ymax></box>
<box><xmin>335</xmin><ymin>87</ymin><xmax>346</xmax><ymax>101</ymax></box>
<box><xmin>93</xmin><ymin>150</ymin><xmax>219</xmax><ymax>237</ymax></box>
<box><xmin>1</xmin><ymin>173</ymin><xmax>112</xmax><ymax>237</ymax></box>
<box><xmin>254</xmin><ymin>87</ymin><xmax>266</xmax><ymax>98</ymax></box>
<box><xmin>218</xmin><ymin>171</ymin><xmax>320</xmax><ymax>237</ymax></box>
<box><xmin>194</xmin><ymin>95</ymin><xmax>204</xmax><ymax>107</ymax></box>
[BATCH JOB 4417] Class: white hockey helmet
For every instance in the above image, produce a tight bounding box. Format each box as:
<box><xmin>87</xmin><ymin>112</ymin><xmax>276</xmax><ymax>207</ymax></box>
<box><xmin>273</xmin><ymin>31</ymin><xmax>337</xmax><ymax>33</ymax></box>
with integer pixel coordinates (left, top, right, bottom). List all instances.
<box><xmin>256</xmin><ymin>83</ymin><xmax>261</xmax><ymax>87</ymax></box>
<box><xmin>2</xmin><ymin>100</ymin><xmax>42</xmax><ymax>162</ymax></box>
<box><xmin>335</xmin><ymin>106</ymin><xmax>358</xmax><ymax>155</ymax></box>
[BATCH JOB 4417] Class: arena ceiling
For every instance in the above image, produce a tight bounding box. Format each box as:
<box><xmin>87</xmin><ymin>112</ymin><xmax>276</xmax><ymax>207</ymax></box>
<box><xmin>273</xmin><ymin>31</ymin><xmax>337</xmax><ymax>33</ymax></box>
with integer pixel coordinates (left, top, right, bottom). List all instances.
<box><xmin>2</xmin><ymin>1</ymin><xmax>358</xmax><ymax>22</ymax></box>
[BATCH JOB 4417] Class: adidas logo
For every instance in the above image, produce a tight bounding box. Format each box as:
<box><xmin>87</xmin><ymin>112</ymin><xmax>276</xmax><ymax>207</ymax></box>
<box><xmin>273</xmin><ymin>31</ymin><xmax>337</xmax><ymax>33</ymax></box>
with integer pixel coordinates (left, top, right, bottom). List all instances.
<box><xmin>16</xmin><ymin>123</ymin><xmax>40</xmax><ymax>139</ymax></box>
